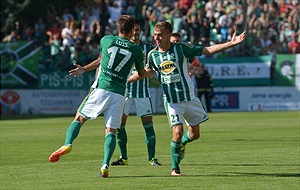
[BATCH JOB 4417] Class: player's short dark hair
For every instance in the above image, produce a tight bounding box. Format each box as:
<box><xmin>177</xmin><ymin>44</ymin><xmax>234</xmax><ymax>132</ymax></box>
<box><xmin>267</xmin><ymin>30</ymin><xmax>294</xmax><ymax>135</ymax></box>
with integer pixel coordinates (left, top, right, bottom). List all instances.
<box><xmin>117</xmin><ymin>15</ymin><xmax>135</xmax><ymax>35</ymax></box>
<box><xmin>134</xmin><ymin>18</ymin><xmax>142</xmax><ymax>28</ymax></box>
<box><xmin>171</xmin><ymin>33</ymin><xmax>181</xmax><ymax>39</ymax></box>
<box><xmin>155</xmin><ymin>21</ymin><xmax>172</xmax><ymax>33</ymax></box>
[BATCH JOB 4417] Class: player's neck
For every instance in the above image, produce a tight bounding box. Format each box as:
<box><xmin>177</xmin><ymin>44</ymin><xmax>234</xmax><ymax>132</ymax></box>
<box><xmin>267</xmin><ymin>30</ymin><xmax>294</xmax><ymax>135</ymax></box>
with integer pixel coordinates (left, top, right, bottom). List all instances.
<box><xmin>119</xmin><ymin>33</ymin><xmax>131</xmax><ymax>41</ymax></box>
<box><xmin>132</xmin><ymin>39</ymin><xmax>140</xmax><ymax>45</ymax></box>
<box><xmin>158</xmin><ymin>42</ymin><xmax>171</xmax><ymax>52</ymax></box>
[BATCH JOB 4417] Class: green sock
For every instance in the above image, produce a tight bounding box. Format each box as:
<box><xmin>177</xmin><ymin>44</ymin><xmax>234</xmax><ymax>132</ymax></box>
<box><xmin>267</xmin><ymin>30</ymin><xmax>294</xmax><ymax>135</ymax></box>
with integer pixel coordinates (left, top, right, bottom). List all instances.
<box><xmin>144</xmin><ymin>122</ymin><xmax>156</xmax><ymax>161</ymax></box>
<box><xmin>170</xmin><ymin>140</ymin><xmax>181</xmax><ymax>170</ymax></box>
<box><xmin>181</xmin><ymin>131</ymin><xmax>193</xmax><ymax>146</ymax></box>
<box><xmin>116</xmin><ymin>124</ymin><xmax>128</xmax><ymax>160</ymax></box>
<box><xmin>102</xmin><ymin>132</ymin><xmax>116</xmax><ymax>166</ymax></box>
<box><xmin>64</xmin><ymin>121</ymin><xmax>82</xmax><ymax>145</ymax></box>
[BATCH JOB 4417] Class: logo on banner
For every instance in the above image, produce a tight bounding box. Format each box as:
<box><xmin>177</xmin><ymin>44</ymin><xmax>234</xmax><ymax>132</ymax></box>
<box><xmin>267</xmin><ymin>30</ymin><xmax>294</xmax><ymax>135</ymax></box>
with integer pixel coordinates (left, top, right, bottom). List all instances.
<box><xmin>211</xmin><ymin>92</ymin><xmax>239</xmax><ymax>109</ymax></box>
<box><xmin>280</xmin><ymin>61</ymin><xmax>294</xmax><ymax>80</ymax></box>
<box><xmin>1</xmin><ymin>90</ymin><xmax>21</xmax><ymax>114</ymax></box>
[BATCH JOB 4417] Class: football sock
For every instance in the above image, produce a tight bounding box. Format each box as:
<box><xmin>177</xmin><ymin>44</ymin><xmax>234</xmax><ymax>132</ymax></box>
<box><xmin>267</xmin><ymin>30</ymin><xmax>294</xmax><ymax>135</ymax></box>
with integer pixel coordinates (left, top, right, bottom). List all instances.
<box><xmin>116</xmin><ymin>124</ymin><xmax>128</xmax><ymax>160</ymax></box>
<box><xmin>102</xmin><ymin>132</ymin><xmax>116</xmax><ymax>166</ymax></box>
<box><xmin>170</xmin><ymin>140</ymin><xmax>181</xmax><ymax>170</ymax></box>
<box><xmin>181</xmin><ymin>131</ymin><xmax>193</xmax><ymax>146</ymax></box>
<box><xmin>143</xmin><ymin>122</ymin><xmax>156</xmax><ymax>161</ymax></box>
<box><xmin>64</xmin><ymin>121</ymin><xmax>81</xmax><ymax>145</ymax></box>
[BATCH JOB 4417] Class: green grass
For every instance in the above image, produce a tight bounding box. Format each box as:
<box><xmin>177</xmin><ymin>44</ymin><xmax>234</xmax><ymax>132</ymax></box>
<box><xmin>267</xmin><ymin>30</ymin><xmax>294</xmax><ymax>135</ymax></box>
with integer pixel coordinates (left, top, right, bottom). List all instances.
<box><xmin>1</xmin><ymin>111</ymin><xmax>299</xmax><ymax>190</ymax></box>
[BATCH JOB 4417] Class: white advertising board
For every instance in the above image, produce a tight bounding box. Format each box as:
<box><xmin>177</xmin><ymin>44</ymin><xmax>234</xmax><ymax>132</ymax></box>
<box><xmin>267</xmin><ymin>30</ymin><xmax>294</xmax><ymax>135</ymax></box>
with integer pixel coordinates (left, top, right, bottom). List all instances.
<box><xmin>212</xmin><ymin>87</ymin><xmax>300</xmax><ymax>111</ymax></box>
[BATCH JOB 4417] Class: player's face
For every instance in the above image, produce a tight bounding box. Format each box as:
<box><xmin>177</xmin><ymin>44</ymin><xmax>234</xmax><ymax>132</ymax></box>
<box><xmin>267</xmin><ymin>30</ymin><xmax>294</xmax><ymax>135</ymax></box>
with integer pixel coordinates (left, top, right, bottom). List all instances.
<box><xmin>170</xmin><ymin>36</ymin><xmax>180</xmax><ymax>43</ymax></box>
<box><xmin>153</xmin><ymin>28</ymin><xmax>171</xmax><ymax>47</ymax></box>
<box><xmin>131</xmin><ymin>25</ymin><xmax>141</xmax><ymax>42</ymax></box>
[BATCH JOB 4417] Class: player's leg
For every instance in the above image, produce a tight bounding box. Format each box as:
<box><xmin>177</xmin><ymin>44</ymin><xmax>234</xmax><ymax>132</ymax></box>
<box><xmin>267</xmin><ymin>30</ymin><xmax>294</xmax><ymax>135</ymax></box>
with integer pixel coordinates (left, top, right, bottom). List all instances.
<box><xmin>141</xmin><ymin>115</ymin><xmax>161</xmax><ymax>165</ymax></box>
<box><xmin>136</xmin><ymin>98</ymin><xmax>161</xmax><ymax>165</ymax></box>
<box><xmin>101</xmin><ymin>127</ymin><xmax>117</xmax><ymax>178</ymax></box>
<box><xmin>100</xmin><ymin>91</ymin><xmax>125</xmax><ymax>178</ymax></box>
<box><xmin>48</xmin><ymin>90</ymin><xmax>94</xmax><ymax>163</ymax></box>
<box><xmin>181</xmin><ymin>97</ymin><xmax>208</xmax><ymax>160</ymax></box>
<box><xmin>111</xmin><ymin>98</ymin><xmax>134</xmax><ymax>165</ymax></box>
<box><xmin>164</xmin><ymin>101</ymin><xmax>184</xmax><ymax>176</ymax></box>
<box><xmin>111</xmin><ymin>113</ymin><xmax>129</xmax><ymax>165</ymax></box>
<box><xmin>171</xmin><ymin>124</ymin><xmax>184</xmax><ymax>176</ymax></box>
<box><xmin>48</xmin><ymin>114</ymin><xmax>88</xmax><ymax>162</ymax></box>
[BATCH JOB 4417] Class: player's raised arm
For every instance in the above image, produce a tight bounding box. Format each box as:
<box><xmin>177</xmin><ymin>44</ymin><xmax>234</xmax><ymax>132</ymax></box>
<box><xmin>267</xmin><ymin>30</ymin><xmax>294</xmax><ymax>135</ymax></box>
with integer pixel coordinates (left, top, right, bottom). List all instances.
<box><xmin>69</xmin><ymin>58</ymin><xmax>100</xmax><ymax>77</ymax></box>
<box><xmin>202</xmin><ymin>31</ymin><xmax>246</xmax><ymax>56</ymax></box>
<box><xmin>127</xmin><ymin>65</ymin><xmax>154</xmax><ymax>84</ymax></box>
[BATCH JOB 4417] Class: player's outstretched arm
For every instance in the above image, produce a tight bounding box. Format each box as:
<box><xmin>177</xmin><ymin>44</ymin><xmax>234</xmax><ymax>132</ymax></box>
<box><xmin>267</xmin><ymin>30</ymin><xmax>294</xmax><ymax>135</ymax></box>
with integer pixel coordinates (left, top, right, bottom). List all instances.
<box><xmin>127</xmin><ymin>66</ymin><xmax>154</xmax><ymax>84</ymax></box>
<box><xmin>202</xmin><ymin>31</ymin><xmax>246</xmax><ymax>56</ymax></box>
<box><xmin>69</xmin><ymin>58</ymin><xmax>100</xmax><ymax>77</ymax></box>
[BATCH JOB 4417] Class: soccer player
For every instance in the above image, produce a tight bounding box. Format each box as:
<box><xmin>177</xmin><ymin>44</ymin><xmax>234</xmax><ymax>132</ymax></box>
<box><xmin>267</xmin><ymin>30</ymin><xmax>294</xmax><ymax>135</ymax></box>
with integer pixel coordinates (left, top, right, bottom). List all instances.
<box><xmin>48</xmin><ymin>15</ymin><xmax>154</xmax><ymax>178</ymax></box>
<box><xmin>139</xmin><ymin>21</ymin><xmax>245</xmax><ymax>176</ymax></box>
<box><xmin>110</xmin><ymin>19</ymin><xmax>161</xmax><ymax>166</ymax></box>
<box><xmin>170</xmin><ymin>32</ymin><xmax>203</xmax><ymax>77</ymax></box>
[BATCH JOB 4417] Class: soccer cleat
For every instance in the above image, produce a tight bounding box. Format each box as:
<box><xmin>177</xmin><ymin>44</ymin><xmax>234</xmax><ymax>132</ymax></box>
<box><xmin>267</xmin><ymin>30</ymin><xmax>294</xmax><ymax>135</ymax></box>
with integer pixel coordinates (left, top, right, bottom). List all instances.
<box><xmin>171</xmin><ymin>169</ymin><xmax>182</xmax><ymax>176</ymax></box>
<box><xmin>100</xmin><ymin>164</ymin><xmax>109</xmax><ymax>178</ymax></box>
<box><xmin>110</xmin><ymin>157</ymin><xmax>128</xmax><ymax>165</ymax></box>
<box><xmin>180</xmin><ymin>145</ymin><xmax>186</xmax><ymax>160</ymax></box>
<box><xmin>149</xmin><ymin>158</ymin><xmax>162</xmax><ymax>166</ymax></box>
<box><xmin>48</xmin><ymin>145</ymin><xmax>72</xmax><ymax>162</ymax></box>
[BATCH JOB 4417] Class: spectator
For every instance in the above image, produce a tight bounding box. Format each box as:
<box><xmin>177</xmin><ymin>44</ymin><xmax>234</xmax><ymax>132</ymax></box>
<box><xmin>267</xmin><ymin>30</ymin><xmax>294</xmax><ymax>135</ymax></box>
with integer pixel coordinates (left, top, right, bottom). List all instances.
<box><xmin>47</xmin><ymin>22</ymin><xmax>62</xmax><ymax>40</ymax></box>
<box><xmin>108</xmin><ymin>0</ymin><xmax>122</xmax><ymax>30</ymax></box>
<box><xmin>61</xmin><ymin>20</ymin><xmax>74</xmax><ymax>48</ymax></box>
<box><xmin>170</xmin><ymin>2</ymin><xmax>184</xmax><ymax>33</ymax></box>
<box><xmin>288</xmin><ymin>34</ymin><xmax>300</xmax><ymax>54</ymax></box>
<box><xmin>34</xmin><ymin>18</ymin><xmax>46</xmax><ymax>43</ymax></box>
<box><xmin>195</xmin><ymin>64</ymin><xmax>215</xmax><ymax>113</ymax></box>
<box><xmin>2</xmin><ymin>30</ymin><xmax>18</xmax><ymax>42</ymax></box>
<box><xmin>46</xmin><ymin>31</ymin><xmax>61</xmax><ymax>67</ymax></box>
<box><xmin>185</xmin><ymin>2</ymin><xmax>201</xmax><ymax>44</ymax></box>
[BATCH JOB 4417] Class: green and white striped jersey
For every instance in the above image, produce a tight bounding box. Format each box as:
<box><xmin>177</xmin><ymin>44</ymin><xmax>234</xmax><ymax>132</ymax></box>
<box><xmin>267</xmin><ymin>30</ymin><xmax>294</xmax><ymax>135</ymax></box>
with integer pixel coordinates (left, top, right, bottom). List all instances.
<box><xmin>126</xmin><ymin>42</ymin><xmax>154</xmax><ymax>98</ymax></box>
<box><xmin>96</xmin><ymin>35</ymin><xmax>144</xmax><ymax>96</ymax></box>
<box><xmin>148</xmin><ymin>42</ymin><xmax>204</xmax><ymax>103</ymax></box>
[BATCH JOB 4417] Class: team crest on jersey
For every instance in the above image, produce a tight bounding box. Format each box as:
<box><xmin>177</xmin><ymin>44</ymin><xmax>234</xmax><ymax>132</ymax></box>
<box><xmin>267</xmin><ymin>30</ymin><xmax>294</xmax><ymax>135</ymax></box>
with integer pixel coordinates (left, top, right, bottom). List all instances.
<box><xmin>159</xmin><ymin>60</ymin><xmax>176</xmax><ymax>74</ymax></box>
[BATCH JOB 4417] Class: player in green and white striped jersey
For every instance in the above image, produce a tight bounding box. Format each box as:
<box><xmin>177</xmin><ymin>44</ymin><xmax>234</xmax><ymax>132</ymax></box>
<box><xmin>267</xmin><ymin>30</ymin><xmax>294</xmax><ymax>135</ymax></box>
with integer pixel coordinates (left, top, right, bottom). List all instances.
<box><xmin>111</xmin><ymin>19</ymin><xmax>161</xmax><ymax>166</ymax></box>
<box><xmin>147</xmin><ymin>21</ymin><xmax>246</xmax><ymax>176</ymax></box>
<box><xmin>48</xmin><ymin>15</ymin><xmax>154</xmax><ymax>178</ymax></box>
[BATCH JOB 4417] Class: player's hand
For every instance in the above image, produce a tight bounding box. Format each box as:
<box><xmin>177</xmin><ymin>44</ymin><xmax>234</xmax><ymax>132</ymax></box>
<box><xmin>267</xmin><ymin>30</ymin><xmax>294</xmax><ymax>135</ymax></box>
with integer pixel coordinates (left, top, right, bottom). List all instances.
<box><xmin>145</xmin><ymin>65</ymin><xmax>155</xmax><ymax>78</ymax></box>
<box><xmin>69</xmin><ymin>63</ymin><xmax>85</xmax><ymax>77</ymax></box>
<box><xmin>188</xmin><ymin>64</ymin><xmax>203</xmax><ymax>77</ymax></box>
<box><xmin>231</xmin><ymin>31</ymin><xmax>246</xmax><ymax>46</ymax></box>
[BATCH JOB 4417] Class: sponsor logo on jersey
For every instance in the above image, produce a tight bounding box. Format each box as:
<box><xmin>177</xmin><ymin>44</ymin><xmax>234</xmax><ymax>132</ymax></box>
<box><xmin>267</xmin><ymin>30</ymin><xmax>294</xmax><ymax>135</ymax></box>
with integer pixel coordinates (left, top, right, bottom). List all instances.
<box><xmin>161</xmin><ymin>73</ymin><xmax>181</xmax><ymax>84</ymax></box>
<box><xmin>159</xmin><ymin>60</ymin><xmax>176</xmax><ymax>74</ymax></box>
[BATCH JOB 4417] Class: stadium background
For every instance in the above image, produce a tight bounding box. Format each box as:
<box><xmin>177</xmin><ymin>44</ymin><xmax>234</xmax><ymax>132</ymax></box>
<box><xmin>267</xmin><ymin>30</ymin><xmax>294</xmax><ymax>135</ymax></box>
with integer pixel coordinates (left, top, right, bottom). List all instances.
<box><xmin>1</xmin><ymin>0</ymin><xmax>299</xmax><ymax>114</ymax></box>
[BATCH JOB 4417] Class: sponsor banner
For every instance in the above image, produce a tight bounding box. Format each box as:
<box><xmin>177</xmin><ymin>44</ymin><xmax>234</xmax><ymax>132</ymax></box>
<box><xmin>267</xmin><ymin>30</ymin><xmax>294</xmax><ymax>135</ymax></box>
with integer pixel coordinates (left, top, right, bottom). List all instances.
<box><xmin>199</xmin><ymin>55</ymin><xmax>272</xmax><ymax>86</ymax></box>
<box><xmin>38</xmin><ymin>71</ymin><xmax>96</xmax><ymax>89</ymax></box>
<box><xmin>273</xmin><ymin>54</ymin><xmax>297</xmax><ymax>86</ymax></box>
<box><xmin>211</xmin><ymin>91</ymin><xmax>239</xmax><ymax>109</ymax></box>
<box><xmin>0</xmin><ymin>88</ymin><xmax>166</xmax><ymax>115</ymax></box>
<box><xmin>248</xmin><ymin>102</ymin><xmax>300</xmax><ymax>111</ymax></box>
<box><xmin>205</xmin><ymin>62</ymin><xmax>271</xmax><ymax>79</ymax></box>
<box><xmin>0</xmin><ymin>89</ymin><xmax>88</xmax><ymax>114</ymax></box>
<box><xmin>212</xmin><ymin>87</ymin><xmax>300</xmax><ymax>111</ymax></box>
<box><xmin>296</xmin><ymin>54</ymin><xmax>300</xmax><ymax>88</ymax></box>
<box><xmin>0</xmin><ymin>41</ymin><xmax>41</xmax><ymax>88</ymax></box>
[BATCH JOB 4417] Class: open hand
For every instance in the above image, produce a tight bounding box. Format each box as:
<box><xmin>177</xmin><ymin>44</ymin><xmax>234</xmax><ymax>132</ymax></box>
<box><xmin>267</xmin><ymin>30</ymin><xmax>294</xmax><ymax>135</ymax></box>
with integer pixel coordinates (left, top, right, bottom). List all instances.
<box><xmin>69</xmin><ymin>63</ymin><xmax>84</xmax><ymax>77</ymax></box>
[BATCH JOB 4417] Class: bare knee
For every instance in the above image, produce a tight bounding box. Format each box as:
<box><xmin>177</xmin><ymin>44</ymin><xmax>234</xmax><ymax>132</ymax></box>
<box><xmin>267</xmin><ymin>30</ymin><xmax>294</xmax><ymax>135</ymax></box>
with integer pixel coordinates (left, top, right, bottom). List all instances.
<box><xmin>74</xmin><ymin>113</ymin><xmax>87</xmax><ymax>125</ymax></box>
<box><xmin>172</xmin><ymin>125</ymin><xmax>184</xmax><ymax>141</ymax></box>
<box><xmin>188</xmin><ymin>125</ymin><xmax>200</xmax><ymax>140</ymax></box>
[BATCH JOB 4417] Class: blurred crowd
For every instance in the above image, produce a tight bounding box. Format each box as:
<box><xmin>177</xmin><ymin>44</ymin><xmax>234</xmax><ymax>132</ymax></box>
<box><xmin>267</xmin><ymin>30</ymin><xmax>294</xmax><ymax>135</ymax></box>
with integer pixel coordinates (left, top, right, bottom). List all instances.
<box><xmin>2</xmin><ymin>0</ymin><xmax>300</xmax><ymax>71</ymax></box>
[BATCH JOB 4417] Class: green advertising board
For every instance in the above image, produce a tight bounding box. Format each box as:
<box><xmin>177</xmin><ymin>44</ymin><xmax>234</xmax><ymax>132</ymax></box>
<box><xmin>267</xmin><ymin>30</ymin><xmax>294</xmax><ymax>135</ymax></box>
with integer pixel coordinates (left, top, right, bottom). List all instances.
<box><xmin>273</xmin><ymin>54</ymin><xmax>296</xmax><ymax>86</ymax></box>
<box><xmin>1</xmin><ymin>41</ymin><xmax>297</xmax><ymax>89</ymax></box>
<box><xmin>1</xmin><ymin>41</ymin><xmax>41</xmax><ymax>88</ymax></box>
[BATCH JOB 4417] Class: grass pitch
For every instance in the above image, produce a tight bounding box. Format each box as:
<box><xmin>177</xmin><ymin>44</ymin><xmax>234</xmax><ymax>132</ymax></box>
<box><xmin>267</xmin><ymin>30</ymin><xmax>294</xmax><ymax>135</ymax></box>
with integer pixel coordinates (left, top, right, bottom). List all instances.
<box><xmin>1</xmin><ymin>111</ymin><xmax>299</xmax><ymax>190</ymax></box>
